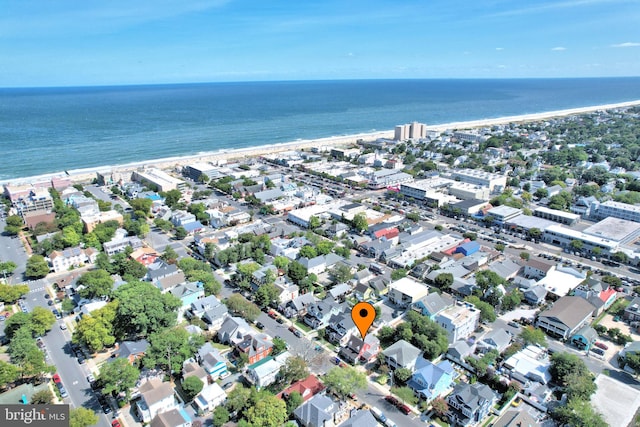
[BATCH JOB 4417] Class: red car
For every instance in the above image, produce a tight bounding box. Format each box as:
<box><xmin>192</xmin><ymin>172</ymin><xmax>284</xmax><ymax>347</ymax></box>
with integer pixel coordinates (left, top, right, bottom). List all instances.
<box><xmin>268</xmin><ymin>310</ymin><xmax>278</xmax><ymax>319</ymax></box>
<box><xmin>594</xmin><ymin>342</ymin><xmax>609</xmax><ymax>350</ymax></box>
<box><xmin>385</xmin><ymin>395</ymin><xmax>399</xmax><ymax>406</ymax></box>
<box><xmin>52</xmin><ymin>374</ymin><xmax>61</xmax><ymax>384</ymax></box>
<box><xmin>397</xmin><ymin>404</ymin><xmax>412</xmax><ymax>415</ymax></box>
<box><xmin>111</xmin><ymin>420</ymin><xmax>121</xmax><ymax>427</ymax></box>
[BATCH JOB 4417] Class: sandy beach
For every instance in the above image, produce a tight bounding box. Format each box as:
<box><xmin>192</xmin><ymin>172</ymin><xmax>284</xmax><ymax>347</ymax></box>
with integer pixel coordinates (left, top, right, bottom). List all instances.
<box><xmin>3</xmin><ymin>99</ymin><xmax>640</xmax><ymax>186</ymax></box>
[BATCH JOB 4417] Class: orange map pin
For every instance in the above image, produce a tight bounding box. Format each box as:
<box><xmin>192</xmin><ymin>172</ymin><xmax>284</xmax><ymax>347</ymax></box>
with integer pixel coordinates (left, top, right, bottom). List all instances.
<box><xmin>352</xmin><ymin>302</ymin><xmax>376</xmax><ymax>340</ymax></box>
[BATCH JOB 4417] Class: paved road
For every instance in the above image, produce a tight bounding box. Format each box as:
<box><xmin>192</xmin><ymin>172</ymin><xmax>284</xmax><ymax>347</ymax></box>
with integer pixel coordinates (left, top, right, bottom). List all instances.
<box><xmin>84</xmin><ymin>184</ymin><xmax>131</xmax><ymax>212</ymax></box>
<box><xmin>21</xmin><ymin>279</ymin><xmax>112</xmax><ymax>427</ymax></box>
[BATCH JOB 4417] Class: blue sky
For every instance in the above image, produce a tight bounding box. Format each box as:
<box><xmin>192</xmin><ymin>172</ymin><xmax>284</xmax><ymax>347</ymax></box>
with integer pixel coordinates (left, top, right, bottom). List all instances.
<box><xmin>1</xmin><ymin>0</ymin><xmax>639</xmax><ymax>86</ymax></box>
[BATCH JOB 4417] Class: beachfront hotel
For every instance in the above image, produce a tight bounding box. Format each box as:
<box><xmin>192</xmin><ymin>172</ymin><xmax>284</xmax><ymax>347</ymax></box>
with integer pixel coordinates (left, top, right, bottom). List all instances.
<box><xmin>131</xmin><ymin>168</ymin><xmax>187</xmax><ymax>192</ymax></box>
<box><xmin>394</xmin><ymin>121</ymin><xmax>427</xmax><ymax>141</ymax></box>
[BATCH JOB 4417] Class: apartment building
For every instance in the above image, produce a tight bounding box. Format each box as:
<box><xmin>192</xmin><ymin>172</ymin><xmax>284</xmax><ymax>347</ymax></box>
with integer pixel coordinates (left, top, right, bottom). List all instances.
<box><xmin>436</xmin><ymin>301</ymin><xmax>481</xmax><ymax>343</ymax></box>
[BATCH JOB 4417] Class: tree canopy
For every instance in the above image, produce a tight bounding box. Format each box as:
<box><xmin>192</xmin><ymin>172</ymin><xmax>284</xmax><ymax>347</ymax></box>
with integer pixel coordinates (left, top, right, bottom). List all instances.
<box><xmin>323</xmin><ymin>366</ymin><xmax>367</xmax><ymax>399</ymax></box>
<box><xmin>76</xmin><ymin>269</ymin><xmax>114</xmax><ymax>299</ymax></box>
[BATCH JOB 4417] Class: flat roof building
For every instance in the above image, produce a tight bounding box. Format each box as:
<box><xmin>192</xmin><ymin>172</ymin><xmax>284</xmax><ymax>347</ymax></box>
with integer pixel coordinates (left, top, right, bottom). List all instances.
<box><xmin>593</xmin><ymin>200</ymin><xmax>640</xmax><ymax>222</ymax></box>
<box><xmin>583</xmin><ymin>217</ymin><xmax>640</xmax><ymax>245</ymax></box>
<box><xmin>487</xmin><ymin>206</ymin><xmax>522</xmax><ymax>225</ymax></box>
<box><xmin>388</xmin><ymin>277</ymin><xmax>430</xmax><ymax>308</ymax></box>
<box><xmin>132</xmin><ymin>168</ymin><xmax>186</xmax><ymax>192</ymax></box>
<box><xmin>450</xmin><ymin>169</ymin><xmax>507</xmax><ymax>192</ymax></box>
<box><xmin>533</xmin><ymin>206</ymin><xmax>580</xmax><ymax>225</ymax></box>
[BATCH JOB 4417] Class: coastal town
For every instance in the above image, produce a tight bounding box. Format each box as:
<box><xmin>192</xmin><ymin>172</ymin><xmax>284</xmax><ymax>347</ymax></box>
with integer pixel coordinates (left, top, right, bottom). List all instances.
<box><xmin>2</xmin><ymin>105</ymin><xmax>640</xmax><ymax>427</ymax></box>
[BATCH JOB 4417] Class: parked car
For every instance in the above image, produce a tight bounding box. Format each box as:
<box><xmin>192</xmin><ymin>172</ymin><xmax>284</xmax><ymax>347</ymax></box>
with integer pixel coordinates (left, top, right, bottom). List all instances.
<box><xmin>52</xmin><ymin>374</ymin><xmax>62</xmax><ymax>384</ymax></box>
<box><xmin>111</xmin><ymin>421</ymin><xmax>121</xmax><ymax>427</ymax></box>
<box><xmin>268</xmin><ymin>310</ymin><xmax>278</xmax><ymax>319</ymax></box>
<box><xmin>87</xmin><ymin>373</ymin><xmax>95</xmax><ymax>383</ymax></box>
<box><xmin>276</xmin><ymin>317</ymin><xmax>284</xmax><ymax>324</ymax></box>
<box><xmin>397</xmin><ymin>404</ymin><xmax>411</xmax><ymax>415</ymax></box>
<box><xmin>59</xmin><ymin>386</ymin><xmax>68</xmax><ymax>398</ymax></box>
<box><xmin>594</xmin><ymin>342</ymin><xmax>608</xmax><ymax>350</ymax></box>
<box><xmin>507</xmin><ymin>321</ymin><xmax>520</xmax><ymax>328</ymax></box>
<box><xmin>591</xmin><ymin>347</ymin><xmax>605</xmax><ymax>356</ymax></box>
<box><xmin>256</xmin><ymin>322</ymin><xmax>265</xmax><ymax>330</ymax></box>
<box><xmin>384</xmin><ymin>395</ymin><xmax>400</xmax><ymax>406</ymax></box>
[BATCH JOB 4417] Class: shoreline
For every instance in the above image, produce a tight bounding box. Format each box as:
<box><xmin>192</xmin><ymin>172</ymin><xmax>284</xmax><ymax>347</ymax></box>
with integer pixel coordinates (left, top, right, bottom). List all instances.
<box><xmin>3</xmin><ymin>99</ymin><xmax>640</xmax><ymax>186</ymax></box>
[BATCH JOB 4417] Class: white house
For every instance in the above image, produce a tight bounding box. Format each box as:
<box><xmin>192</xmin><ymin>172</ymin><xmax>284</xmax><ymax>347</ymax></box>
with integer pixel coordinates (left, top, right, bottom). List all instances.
<box><xmin>194</xmin><ymin>383</ymin><xmax>226</xmax><ymax>415</ymax></box>
<box><xmin>136</xmin><ymin>379</ymin><xmax>177</xmax><ymax>423</ymax></box>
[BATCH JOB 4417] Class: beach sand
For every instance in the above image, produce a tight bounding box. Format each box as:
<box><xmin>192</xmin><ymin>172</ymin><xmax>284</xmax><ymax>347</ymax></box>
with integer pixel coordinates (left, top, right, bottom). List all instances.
<box><xmin>3</xmin><ymin>99</ymin><xmax>640</xmax><ymax>186</ymax></box>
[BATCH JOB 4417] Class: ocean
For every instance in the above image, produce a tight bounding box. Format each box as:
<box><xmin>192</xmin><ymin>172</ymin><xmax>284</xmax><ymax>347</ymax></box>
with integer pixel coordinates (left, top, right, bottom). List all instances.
<box><xmin>2</xmin><ymin>78</ymin><xmax>640</xmax><ymax>181</ymax></box>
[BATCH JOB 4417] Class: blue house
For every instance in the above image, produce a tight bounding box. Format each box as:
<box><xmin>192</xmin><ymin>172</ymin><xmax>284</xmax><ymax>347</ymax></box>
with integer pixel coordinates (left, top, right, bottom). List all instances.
<box><xmin>570</xmin><ymin>325</ymin><xmax>598</xmax><ymax>350</ymax></box>
<box><xmin>169</xmin><ymin>282</ymin><xmax>205</xmax><ymax>314</ymax></box>
<box><xmin>408</xmin><ymin>360</ymin><xmax>454</xmax><ymax>401</ymax></box>
<box><xmin>196</xmin><ymin>342</ymin><xmax>229</xmax><ymax>380</ymax></box>
<box><xmin>455</xmin><ymin>241</ymin><xmax>480</xmax><ymax>256</ymax></box>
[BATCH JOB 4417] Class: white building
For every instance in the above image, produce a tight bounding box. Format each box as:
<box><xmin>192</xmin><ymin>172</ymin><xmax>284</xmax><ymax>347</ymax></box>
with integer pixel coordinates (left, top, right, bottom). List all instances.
<box><xmin>436</xmin><ymin>301</ymin><xmax>481</xmax><ymax>343</ymax></box>
<box><xmin>593</xmin><ymin>200</ymin><xmax>640</xmax><ymax>222</ymax></box>
<box><xmin>244</xmin><ymin>351</ymin><xmax>291</xmax><ymax>389</ymax></box>
<box><xmin>48</xmin><ymin>247</ymin><xmax>99</xmax><ymax>273</ymax></box>
<box><xmin>194</xmin><ymin>383</ymin><xmax>226</xmax><ymax>415</ymax></box>
<box><xmin>136</xmin><ymin>379</ymin><xmax>177</xmax><ymax>423</ymax></box>
<box><xmin>132</xmin><ymin>168</ymin><xmax>186</xmax><ymax>192</ymax></box>
<box><xmin>388</xmin><ymin>277</ymin><xmax>430</xmax><ymax>308</ymax></box>
<box><xmin>450</xmin><ymin>169</ymin><xmax>507</xmax><ymax>193</ymax></box>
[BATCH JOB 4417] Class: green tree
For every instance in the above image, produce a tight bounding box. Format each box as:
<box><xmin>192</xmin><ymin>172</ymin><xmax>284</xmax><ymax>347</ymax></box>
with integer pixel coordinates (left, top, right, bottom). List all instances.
<box><xmin>534</xmin><ymin>188</ymin><xmax>549</xmax><ymax>199</ymax></box>
<box><xmin>30</xmin><ymin>389</ymin><xmax>54</xmax><ymax>404</ymax></box>
<box><xmin>73</xmin><ymin>302</ymin><xmax>117</xmax><ymax>352</ymax></box>
<box><xmin>144</xmin><ymin>328</ymin><xmax>204</xmax><ymax>374</ymax></box>
<box><xmin>224</xmin><ymin>294</ymin><xmax>261</xmax><ymax>322</ymax></box>
<box><xmin>4</xmin><ymin>215</ymin><xmax>23</xmax><ymax>235</ymax></box>
<box><xmin>464</xmin><ymin>295</ymin><xmax>496</xmax><ymax>323</ymax></box>
<box><xmin>77</xmin><ymin>269</ymin><xmax>114</xmax><ymax>299</ymax></box>
<box><xmin>272</xmin><ymin>337</ymin><xmax>287</xmax><ymax>355</ymax></box>
<box><xmin>161</xmin><ymin>246</ymin><xmax>179</xmax><ymax>264</ymax></box>
<box><xmin>25</xmin><ymin>255</ymin><xmax>49</xmax><ymax>279</ymax></box>
<box><xmin>287</xmin><ymin>261</ymin><xmax>307</xmax><ymax>284</ymax></box>
<box><xmin>323</xmin><ymin>366</ymin><xmax>367</xmax><ymax>399</ymax></box>
<box><xmin>97</xmin><ymin>357</ymin><xmax>140</xmax><ymax>398</ymax></box>
<box><xmin>0</xmin><ymin>283</ymin><xmax>29</xmax><ymax>304</ymax></box>
<box><xmin>501</xmin><ymin>290</ymin><xmax>522</xmax><ymax>311</ymax></box>
<box><xmin>570</xmin><ymin>239</ymin><xmax>584</xmax><ymax>252</ymax></box>
<box><xmin>434</xmin><ymin>273</ymin><xmax>453</xmax><ymax>290</ymax></box>
<box><xmin>279</xmin><ymin>356</ymin><xmax>309</xmax><ymax>385</ymax></box>
<box><xmin>69</xmin><ymin>407</ymin><xmax>99</xmax><ymax>427</ymax></box>
<box><xmin>551</xmin><ymin>398</ymin><xmax>607</xmax><ymax>427</ymax></box>
<box><xmin>225</xmin><ymin>384</ymin><xmax>252</xmax><ymax>415</ymax></box>
<box><xmin>182</xmin><ymin>376</ymin><xmax>204</xmax><ymax>401</ymax></box>
<box><xmin>494</xmin><ymin>243</ymin><xmax>505</xmax><ymax>252</ymax></box>
<box><xmin>391</xmin><ymin>268</ymin><xmax>407</xmax><ymax>281</ymax></box>
<box><xmin>0</xmin><ymin>260</ymin><xmax>17</xmax><ymax>277</ymax></box>
<box><xmin>316</xmin><ymin>240</ymin><xmax>335</xmax><ymax>255</ymax></box>
<box><xmin>285</xmin><ymin>391</ymin><xmax>304</xmax><ymax>415</ymax></box>
<box><xmin>9</xmin><ymin>327</ymin><xmax>49</xmax><ymax>378</ymax></box>
<box><xmin>28</xmin><ymin>307</ymin><xmax>56</xmax><ymax>337</ymax></box>
<box><xmin>114</xmin><ymin>281</ymin><xmax>181</xmax><ymax>337</ymax></box>
<box><xmin>352</xmin><ymin>213</ymin><xmax>368</xmax><ymax>233</ymax></box>
<box><xmin>299</xmin><ymin>245</ymin><xmax>317</xmax><ymax>259</ymax></box>
<box><xmin>612</xmin><ymin>251</ymin><xmax>629</xmax><ymax>264</ymax></box>
<box><xmin>393</xmin><ymin>386</ymin><xmax>417</xmax><ymax>406</ymax></box>
<box><xmin>550</xmin><ymin>352</ymin><xmax>591</xmax><ymax>386</ymax></box>
<box><xmin>154</xmin><ymin>218</ymin><xmax>173</xmax><ymax>232</ymax></box>
<box><xmin>61</xmin><ymin>297</ymin><xmax>75</xmax><ymax>314</ymax></box>
<box><xmin>519</xmin><ymin>326</ymin><xmax>547</xmax><ymax>347</ymax></box>
<box><xmin>394</xmin><ymin>367</ymin><xmax>412</xmax><ymax>384</ymax></box>
<box><xmin>4</xmin><ymin>312</ymin><xmax>31</xmax><ymax>339</ymax></box>
<box><xmin>129</xmin><ymin>198</ymin><xmax>153</xmax><ymax>216</ymax></box>
<box><xmin>212</xmin><ymin>406</ymin><xmax>230</xmax><ymax>427</ymax></box>
<box><xmin>255</xmin><ymin>283</ymin><xmax>279</xmax><ymax>309</ymax></box>
<box><xmin>564</xmin><ymin>371</ymin><xmax>597</xmax><ymax>401</ymax></box>
<box><xmin>161</xmin><ymin>189</ymin><xmax>182</xmax><ymax>208</ymax></box>
<box><xmin>520</xmin><ymin>251</ymin><xmax>530</xmax><ymax>261</ymax></box>
<box><xmin>431</xmin><ymin>396</ymin><xmax>449</xmax><ymax>420</ymax></box>
<box><xmin>329</xmin><ymin>263</ymin><xmax>352</xmax><ymax>285</ymax></box>
<box><xmin>245</xmin><ymin>394</ymin><xmax>288</xmax><ymax>427</ymax></box>
<box><xmin>273</xmin><ymin>256</ymin><xmax>290</xmax><ymax>271</ymax></box>
<box><xmin>0</xmin><ymin>360</ymin><xmax>19</xmax><ymax>388</ymax></box>
<box><xmin>474</xmin><ymin>270</ymin><xmax>506</xmax><ymax>293</ymax></box>
<box><xmin>174</xmin><ymin>226</ymin><xmax>188</xmax><ymax>240</ymax></box>
<box><xmin>61</xmin><ymin>226</ymin><xmax>81</xmax><ymax>247</ymax></box>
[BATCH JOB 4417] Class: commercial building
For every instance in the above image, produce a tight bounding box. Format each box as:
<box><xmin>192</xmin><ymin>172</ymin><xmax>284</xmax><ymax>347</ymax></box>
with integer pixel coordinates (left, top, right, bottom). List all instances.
<box><xmin>394</xmin><ymin>122</ymin><xmax>427</xmax><ymax>141</ymax></box>
<box><xmin>183</xmin><ymin>163</ymin><xmax>220</xmax><ymax>182</ymax></box>
<box><xmin>448</xmin><ymin>182</ymin><xmax>490</xmax><ymax>201</ymax></box>
<box><xmin>132</xmin><ymin>168</ymin><xmax>186</xmax><ymax>192</ymax></box>
<box><xmin>450</xmin><ymin>169</ymin><xmax>507</xmax><ymax>193</ymax></box>
<box><xmin>542</xmin><ymin>224</ymin><xmax>622</xmax><ymax>255</ymax></box>
<box><xmin>592</xmin><ymin>200</ymin><xmax>640</xmax><ymax>222</ymax></box>
<box><xmin>533</xmin><ymin>206</ymin><xmax>580</xmax><ymax>225</ymax></box>
<box><xmin>486</xmin><ymin>206</ymin><xmax>523</xmax><ymax>225</ymax></box>
<box><xmin>400</xmin><ymin>177</ymin><xmax>455</xmax><ymax>201</ymax></box>
<box><xmin>536</xmin><ymin>296</ymin><xmax>595</xmax><ymax>340</ymax></box>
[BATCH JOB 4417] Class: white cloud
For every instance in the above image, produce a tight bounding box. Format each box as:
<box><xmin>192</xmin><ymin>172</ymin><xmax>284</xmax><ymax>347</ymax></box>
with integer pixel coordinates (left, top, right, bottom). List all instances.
<box><xmin>495</xmin><ymin>47</ymin><xmax>504</xmax><ymax>51</ymax></box>
<box><xmin>551</xmin><ymin>46</ymin><xmax>567</xmax><ymax>51</ymax></box>
<box><xmin>611</xmin><ymin>42</ymin><xmax>640</xmax><ymax>47</ymax></box>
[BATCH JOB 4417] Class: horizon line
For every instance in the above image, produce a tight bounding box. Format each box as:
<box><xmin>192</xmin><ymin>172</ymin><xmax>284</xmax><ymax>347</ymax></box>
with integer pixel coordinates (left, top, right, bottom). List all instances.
<box><xmin>3</xmin><ymin>75</ymin><xmax>640</xmax><ymax>91</ymax></box>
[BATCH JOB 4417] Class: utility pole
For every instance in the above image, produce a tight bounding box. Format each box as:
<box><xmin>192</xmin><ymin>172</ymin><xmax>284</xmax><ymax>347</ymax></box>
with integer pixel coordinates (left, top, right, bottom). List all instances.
<box><xmin>167</xmin><ymin>344</ymin><xmax>173</xmax><ymax>386</ymax></box>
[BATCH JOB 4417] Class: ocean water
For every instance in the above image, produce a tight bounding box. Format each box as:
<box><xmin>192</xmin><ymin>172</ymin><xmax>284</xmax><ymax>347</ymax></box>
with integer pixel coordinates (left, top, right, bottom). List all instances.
<box><xmin>2</xmin><ymin>78</ymin><xmax>640</xmax><ymax>181</ymax></box>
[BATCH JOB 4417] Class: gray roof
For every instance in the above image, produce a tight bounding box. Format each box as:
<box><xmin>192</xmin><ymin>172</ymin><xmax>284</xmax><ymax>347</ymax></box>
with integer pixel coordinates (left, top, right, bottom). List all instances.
<box><xmin>383</xmin><ymin>339</ymin><xmax>421</xmax><ymax>367</ymax></box>
<box><xmin>150</xmin><ymin>408</ymin><xmax>187</xmax><ymax>427</ymax></box>
<box><xmin>337</xmin><ymin>410</ymin><xmax>377</xmax><ymax>427</ymax></box>
<box><xmin>329</xmin><ymin>283</ymin><xmax>351</xmax><ymax>298</ymax></box>
<box><xmin>480</xmin><ymin>329</ymin><xmax>511</xmax><ymax>350</ymax></box>
<box><xmin>524</xmin><ymin>285</ymin><xmax>547</xmax><ymax>301</ymax></box>
<box><xmin>191</xmin><ymin>295</ymin><xmax>222</xmax><ymax>313</ymax></box>
<box><xmin>449</xmin><ymin>382</ymin><xmax>497</xmax><ymax>413</ymax></box>
<box><xmin>487</xmin><ymin>258</ymin><xmax>522</xmax><ymax>279</ymax></box>
<box><xmin>415</xmin><ymin>293</ymin><xmax>454</xmax><ymax>315</ymax></box>
<box><xmin>114</xmin><ymin>340</ymin><xmax>149</xmax><ymax>359</ymax></box>
<box><xmin>538</xmin><ymin>296</ymin><xmax>595</xmax><ymax>330</ymax></box>
<box><xmin>572</xmin><ymin>325</ymin><xmax>598</xmax><ymax>342</ymax></box>
<box><xmin>146</xmin><ymin>262</ymin><xmax>179</xmax><ymax>281</ymax></box>
<box><xmin>294</xmin><ymin>394</ymin><xmax>336</xmax><ymax>427</ymax></box>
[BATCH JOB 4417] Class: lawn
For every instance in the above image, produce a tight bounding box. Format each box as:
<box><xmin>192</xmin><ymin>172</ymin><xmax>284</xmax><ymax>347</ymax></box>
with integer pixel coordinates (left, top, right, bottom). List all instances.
<box><xmin>212</xmin><ymin>342</ymin><xmax>232</xmax><ymax>352</ymax></box>
<box><xmin>294</xmin><ymin>320</ymin><xmax>312</xmax><ymax>332</ymax></box>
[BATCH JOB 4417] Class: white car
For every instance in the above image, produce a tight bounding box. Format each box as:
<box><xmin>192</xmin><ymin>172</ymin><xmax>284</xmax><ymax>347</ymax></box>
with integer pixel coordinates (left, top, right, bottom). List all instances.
<box><xmin>59</xmin><ymin>322</ymin><xmax>67</xmax><ymax>330</ymax></box>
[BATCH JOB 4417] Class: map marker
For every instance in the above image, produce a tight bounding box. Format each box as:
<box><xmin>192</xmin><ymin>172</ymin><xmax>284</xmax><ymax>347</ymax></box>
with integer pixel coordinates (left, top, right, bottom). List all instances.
<box><xmin>352</xmin><ymin>302</ymin><xmax>376</xmax><ymax>340</ymax></box>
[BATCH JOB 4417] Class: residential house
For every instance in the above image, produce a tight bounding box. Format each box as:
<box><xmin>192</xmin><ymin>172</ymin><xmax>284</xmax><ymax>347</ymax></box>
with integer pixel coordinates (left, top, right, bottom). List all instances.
<box><xmin>446</xmin><ymin>341</ymin><xmax>475</xmax><ymax>365</ymax></box>
<box><xmin>182</xmin><ymin>361</ymin><xmax>208</xmax><ymax>385</ymax></box>
<box><xmin>150</xmin><ymin>408</ymin><xmax>191</xmax><ymax>427</ymax></box>
<box><xmin>336</xmin><ymin>409</ymin><xmax>378</xmax><ymax>427</ymax></box>
<box><xmin>369</xmin><ymin>277</ymin><xmax>389</xmax><ymax>297</ymax></box>
<box><xmin>408</xmin><ymin>360</ymin><xmax>455</xmax><ymax>401</ymax></box>
<box><xmin>523</xmin><ymin>259</ymin><xmax>554</xmax><ymax>280</ymax></box>
<box><xmin>193</xmin><ymin>383</ymin><xmax>226</xmax><ymax>415</ymax></box>
<box><xmin>388</xmin><ymin>277</ymin><xmax>430</xmax><ymax>308</ymax></box>
<box><xmin>48</xmin><ymin>246</ymin><xmax>98</xmax><ymax>273</ymax></box>
<box><xmin>338</xmin><ymin>334</ymin><xmax>381</xmax><ymax>365</ymax></box>
<box><xmin>294</xmin><ymin>394</ymin><xmax>343</xmax><ymax>427</ymax></box>
<box><xmin>245</xmin><ymin>351</ymin><xmax>291</xmax><ymax>389</ymax></box>
<box><xmin>236</xmin><ymin>333</ymin><xmax>273</xmax><ymax>364</ymax></box>
<box><xmin>413</xmin><ymin>293</ymin><xmax>455</xmax><ymax>320</ymax></box>
<box><xmin>283</xmin><ymin>293</ymin><xmax>317</xmax><ymax>318</ymax></box>
<box><xmin>146</xmin><ymin>261</ymin><xmax>180</xmax><ymax>282</ymax></box>
<box><xmin>252</xmin><ymin>265</ymin><xmax>278</xmax><ymax>285</ymax></box>
<box><xmin>353</xmin><ymin>268</ymin><xmax>375</xmax><ymax>285</ymax></box>
<box><xmin>136</xmin><ymin>379</ymin><xmax>177</xmax><ymax>423</ymax></box>
<box><xmin>196</xmin><ymin>343</ymin><xmax>228</xmax><ymax>380</ymax></box>
<box><xmin>169</xmin><ymin>282</ymin><xmax>204</xmax><ymax>318</ymax></box>
<box><xmin>200</xmin><ymin>303</ymin><xmax>229</xmax><ymax>330</ymax></box>
<box><xmin>156</xmin><ymin>271</ymin><xmax>186</xmax><ymax>293</ymax></box>
<box><xmin>503</xmin><ymin>345</ymin><xmax>551</xmax><ymax>385</ymax></box>
<box><xmin>447</xmin><ymin>382</ymin><xmax>497</xmax><ymax>427</ymax></box>
<box><xmin>130</xmin><ymin>247</ymin><xmax>159</xmax><ymax>267</ymax></box>
<box><xmin>535</xmin><ymin>296</ymin><xmax>595</xmax><ymax>340</ymax></box>
<box><xmin>189</xmin><ymin>295</ymin><xmax>224</xmax><ymax>318</ymax></box>
<box><xmin>624</xmin><ymin>296</ymin><xmax>640</xmax><ymax>322</ymax></box>
<box><xmin>570</xmin><ymin>325</ymin><xmax>598</xmax><ymax>350</ymax></box>
<box><xmin>329</xmin><ymin>283</ymin><xmax>352</xmax><ymax>301</ymax></box>
<box><xmin>326</xmin><ymin>313</ymin><xmax>356</xmax><ymax>346</ymax></box>
<box><xmin>436</xmin><ymin>302</ymin><xmax>481</xmax><ymax>343</ymax></box>
<box><xmin>383</xmin><ymin>339</ymin><xmax>421</xmax><ymax>371</ymax></box>
<box><xmin>523</xmin><ymin>286</ymin><xmax>547</xmax><ymax>305</ymax></box>
<box><xmin>274</xmin><ymin>281</ymin><xmax>299</xmax><ymax>305</ymax></box>
<box><xmin>354</xmin><ymin>283</ymin><xmax>374</xmax><ymax>302</ymax></box>
<box><xmin>217</xmin><ymin>316</ymin><xmax>253</xmax><ymax>346</ymax></box>
<box><xmin>277</xmin><ymin>374</ymin><xmax>326</xmax><ymax>403</ymax></box>
<box><xmin>112</xmin><ymin>340</ymin><xmax>149</xmax><ymax>364</ymax></box>
<box><xmin>304</xmin><ymin>301</ymin><xmax>341</xmax><ymax>329</ymax></box>
<box><xmin>299</xmin><ymin>253</ymin><xmax>344</xmax><ymax>275</ymax></box>
<box><xmin>477</xmin><ymin>329</ymin><xmax>511</xmax><ymax>354</ymax></box>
